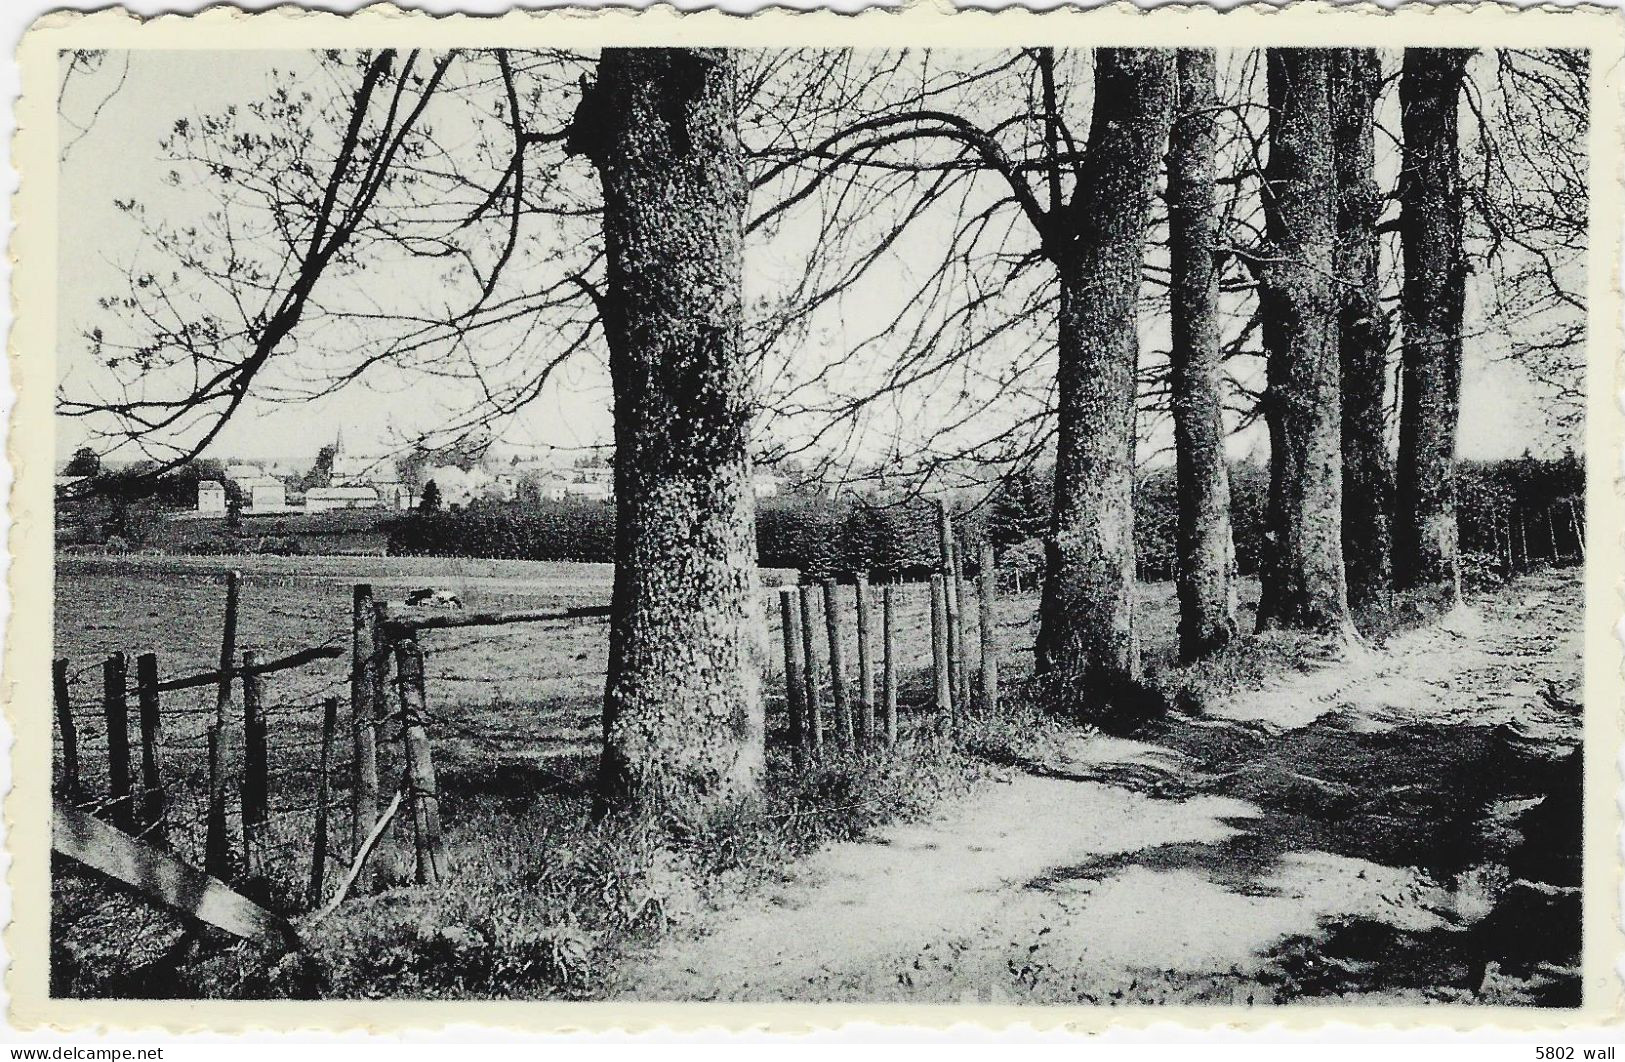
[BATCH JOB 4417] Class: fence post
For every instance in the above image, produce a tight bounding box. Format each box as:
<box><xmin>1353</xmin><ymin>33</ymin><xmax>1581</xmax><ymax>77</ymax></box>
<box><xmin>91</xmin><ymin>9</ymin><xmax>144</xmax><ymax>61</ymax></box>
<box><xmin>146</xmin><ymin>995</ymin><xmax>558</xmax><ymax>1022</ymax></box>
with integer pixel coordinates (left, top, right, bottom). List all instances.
<box><xmin>53</xmin><ymin>658</ymin><xmax>80</xmax><ymax>803</ymax></box>
<box><xmin>979</xmin><ymin>541</ymin><xmax>999</xmax><ymax>715</ymax></box>
<box><xmin>351</xmin><ymin>585</ymin><xmax>381</xmax><ymax>866</ymax></box>
<box><xmin>822</xmin><ymin>578</ymin><xmax>854</xmax><ymax>749</ymax></box>
<box><xmin>930</xmin><ymin>574</ymin><xmax>951</xmax><ymax>723</ymax></box>
<box><xmin>135</xmin><ymin>652</ymin><xmax>166</xmax><ymax>844</ymax></box>
<box><xmin>206</xmin><ymin>570</ymin><xmax>241</xmax><ymax>878</ymax></box>
<box><xmin>936</xmin><ymin>502</ymin><xmax>960</xmax><ymax>717</ymax></box>
<box><xmin>308</xmin><ymin>695</ymin><xmax>339</xmax><ymax>910</ymax></box>
<box><xmin>240</xmin><ymin>649</ymin><xmax>267</xmax><ymax>877</ymax></box>
<box><xmin>951</xmin><ymin>538</ymin><xmax>970</xmax><ymax>710</ymax></box>
<box><xmin>798</xmin><ymin>584</ymin><xmax>824</xmax><ymax>756</ymax></box>
<box><xmin>394</xmin><ymin>637</ymin><xmax>447</xmax><ymax>885</ymax></box>
<box><xmin>854</xmin><ymin>573</ymin><xmax>875</xmax><ymax>747</ymax></box>
<box><xmin>778</xmin><ymin>588</ymin><xmax>806</xmax><ymax>765</ymax></box>
<box><xmin>882</xmin><ymin>586</ymin><xmax>899</xmax><ymax>746</ymax></box>
<box><xmin>102</xmin><ymin>652</ymin><xmax>134</xmax><ymax>832</ymax></box>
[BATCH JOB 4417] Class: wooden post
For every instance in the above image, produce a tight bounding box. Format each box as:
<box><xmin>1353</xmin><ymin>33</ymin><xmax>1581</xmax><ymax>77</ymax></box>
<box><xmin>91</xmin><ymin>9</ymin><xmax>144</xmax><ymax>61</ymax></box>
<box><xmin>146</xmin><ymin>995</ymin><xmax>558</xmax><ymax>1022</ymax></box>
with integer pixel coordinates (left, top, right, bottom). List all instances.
<box><xmin>951</xmin><ymin>538</ymin><xmax>970</xmax><ymax>710</ymax></box>
<box><xmin>135</xmin><ymin>652</ymin><xmax>166</xmax><ymax>843</ymax></box>
<box><xmin>53</xmin><ymin>658</ymin><xmax>80</xmax><ymax>802</ymax></box>
<box><xmin>854</xmin><ymin>574</ymin><xmax>875</xmax><ymax>746</ymax></box>
<box><xmin>393</xmin><ymin>637</ymin><xmax>446</xmax><ymax>885</ymax></box>
<box><xmin>240</xmin><ymin>649</ymin><xmax>268</xmax><ymax>877</ymax></box>
<box><xmin>881</xmin><ymin>586</ymin><xmax>899</xmax><ymax>746</ymax></box>
<box><xmin>350</xmin><ymin>585</ymin><xmax>380</xmax><ymax>863</ymax></box>
<box><xmin>822</xmin><ymin>578</ymin><xmax>854</xmax><ymax>749</ymax></box>
<box><xmin>206</xmin><ymin>570</ymin><xmax>241</xmax><ymax>878</ymax></box>
<box><xmin>308</xmin><ymin>695</ymin><xmax>338</xmax><ymax>910</ymax></box>
<box><xmin>778</xmin><ymin>588</ymin><xmax>806</xmax><ymax>764</ymax></box>
<box><xmin>930</xmin><ymin>574</ymin><xmax>951</xmax><ymax>721</ymax></box>
<box><xmin>979</xmin><ymin>541</ymin><xmax>999</xmax><ymax>715</ymax></box>
<box><xmin>937</xmin><ymin>502</ymin><xmax>960</xmax><ymax>716</ymax></box>
<box><xmin>799</xmin><ymin>584</ymin><xmax>824</xmax><ymax>756</ymax></box>
<box><xmin>102</xmin><ymin>653</ymin><xmax>134</xmax><ymax>832</ymax></box>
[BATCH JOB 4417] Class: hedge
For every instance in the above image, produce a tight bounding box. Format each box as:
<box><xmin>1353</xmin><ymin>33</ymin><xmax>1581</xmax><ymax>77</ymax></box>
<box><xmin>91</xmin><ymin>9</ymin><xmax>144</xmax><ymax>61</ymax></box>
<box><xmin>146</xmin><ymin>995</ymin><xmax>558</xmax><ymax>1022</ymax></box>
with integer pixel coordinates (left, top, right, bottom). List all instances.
<box><xmin>385</xmin><ymin>454</ymin><xmax>1585</xmax><ymax>580</ymax></box>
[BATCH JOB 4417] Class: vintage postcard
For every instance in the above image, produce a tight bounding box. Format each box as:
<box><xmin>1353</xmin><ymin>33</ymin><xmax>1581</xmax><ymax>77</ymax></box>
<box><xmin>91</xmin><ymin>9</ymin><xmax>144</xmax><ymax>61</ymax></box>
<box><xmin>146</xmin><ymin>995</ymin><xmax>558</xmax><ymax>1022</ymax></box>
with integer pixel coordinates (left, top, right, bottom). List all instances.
<box><xmin>6</xmin><ymin>2</ymin><xmax>1622</xmax><ymax>1035</ymax></box>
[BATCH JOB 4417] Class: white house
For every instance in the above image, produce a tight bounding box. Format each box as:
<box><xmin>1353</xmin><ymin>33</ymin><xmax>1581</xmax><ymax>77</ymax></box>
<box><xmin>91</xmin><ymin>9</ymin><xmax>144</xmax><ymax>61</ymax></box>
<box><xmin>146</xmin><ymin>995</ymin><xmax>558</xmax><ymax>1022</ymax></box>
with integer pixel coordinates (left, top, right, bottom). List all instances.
<box><xmin>752</xmin><ymin>474</ymin><xmax>782</xmax><ymax>498</ymax></box>
<box><xmin>306</xmin><ymin>485</ymin><xmax>380</xmax><ymax>512</ymax></box>
<box><xmin>197</xmin><ymin>481</ymin><xmax>227</xmax><ymax>514</ymax></box>
<box><xmin>249</xmin><ymin>480</ymin><xmax>287</xmax><ymax>511</ymax></box>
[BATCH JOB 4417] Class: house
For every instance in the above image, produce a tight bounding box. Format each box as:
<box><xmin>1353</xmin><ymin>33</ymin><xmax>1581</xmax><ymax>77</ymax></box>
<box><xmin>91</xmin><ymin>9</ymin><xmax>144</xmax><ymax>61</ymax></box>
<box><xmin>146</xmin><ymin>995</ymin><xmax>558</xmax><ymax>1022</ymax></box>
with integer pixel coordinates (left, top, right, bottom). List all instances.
<box><xmin>197</xmin><ymin>481</ymin><xmax>227</xmax><ymax>514</ymax></box>
<box><xmin>565</xmin><ymin>480</ymin><xmax>611</xmax><ymax>502</ymax></box>
<box><xmin>372</xmin><ymin>481</ymin><xmax>415</xmax><ymax>511</ymax></box>
<box><xmin>752</xmin><ymin>474</ymin><xmax>782</xmax><ymax>498</ymax></box>
<box><xmin>249</xmin><ymin>481</ymin><xmax>287</xmax><ymax>511</ymax></box>
<box><xmin>305</xmin><ymin>485</ymin><xmax>380</xmax><ymax>512</ymax></box>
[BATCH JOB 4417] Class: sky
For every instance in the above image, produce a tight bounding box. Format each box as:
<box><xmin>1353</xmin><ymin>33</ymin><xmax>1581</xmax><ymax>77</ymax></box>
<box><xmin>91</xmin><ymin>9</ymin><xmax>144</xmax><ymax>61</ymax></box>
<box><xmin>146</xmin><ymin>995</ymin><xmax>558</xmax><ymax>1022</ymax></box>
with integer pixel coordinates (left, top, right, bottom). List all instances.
<box><xmin>54</xmin><ymin>48</ymin><xmax>1584</xmax><ymax>474</ymax></box>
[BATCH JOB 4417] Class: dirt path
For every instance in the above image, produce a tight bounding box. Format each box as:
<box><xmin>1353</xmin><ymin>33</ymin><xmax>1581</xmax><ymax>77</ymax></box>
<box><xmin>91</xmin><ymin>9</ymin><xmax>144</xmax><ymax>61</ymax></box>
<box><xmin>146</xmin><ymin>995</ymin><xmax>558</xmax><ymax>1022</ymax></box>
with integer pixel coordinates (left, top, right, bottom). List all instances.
<box><xmin>615</xmin><ymin>569</ymin><xmax>1583</xmax><ymax>1005</ymax></box>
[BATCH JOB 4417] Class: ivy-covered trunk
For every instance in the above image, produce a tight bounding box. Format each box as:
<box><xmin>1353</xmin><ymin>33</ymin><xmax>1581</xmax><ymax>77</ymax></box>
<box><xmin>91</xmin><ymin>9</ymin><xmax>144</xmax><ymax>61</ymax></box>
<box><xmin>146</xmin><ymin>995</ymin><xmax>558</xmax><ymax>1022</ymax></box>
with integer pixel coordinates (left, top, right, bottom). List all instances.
<box><xmin>1396</xmin><ymin>48</ymin><xmax>1472</xmax><ymax>602</ymax></box>
<box><xmin>573</xmin><ymin>48</ymin><xmax>764</xmax><ymax>820</ymax></box>
<box><xmin>1037</xmin><ymin>48</ymin><xmax>1175</xmax><ymax>704</ymax></box>
<box><xmin>1331</xmin><ymin>48</ymin><xmax>1396</xmax><ymax>619</ymax></box>
<box><xmin>1255</xmin><ymin>49</ymin><xmax>1353</xmax><ymax>634</ymax></box>
<box><xmin>1165</xmin><ymin>48</ymin><xmax>1239</xmax><ymax>662</ymax></box>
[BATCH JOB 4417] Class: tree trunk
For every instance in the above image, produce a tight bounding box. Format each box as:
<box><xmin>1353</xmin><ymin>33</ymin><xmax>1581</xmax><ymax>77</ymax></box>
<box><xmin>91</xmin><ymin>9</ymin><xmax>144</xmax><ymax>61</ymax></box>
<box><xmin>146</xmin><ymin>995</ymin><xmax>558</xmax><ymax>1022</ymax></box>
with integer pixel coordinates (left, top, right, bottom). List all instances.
<box><xmin>573</xmin><ymin>49</ymin><xmax>764</xmax><ymax>821</ymax></box>
<box><xmin>1036</xmin><ymin>48</ymin><xmax>1175</xmax><ymax>703</ymax></box>
<box><xmin>1331</xmin><ymin>48</ymin><xmax>1396</xmax><ymax>619</ymax></box>
<box><xmin>1395</xmin><ymin>48</ymin><xmax>1471</xmax><ymax>602</ymax></box>
<box><xmin>1255</xmin><ymin>49</ymin><xmax>1352</xmax><ymax>634</ymax></box>
<box><xmin>1165</xmin><ymin>48</ymin><xmax>1239</xmax><ymax>662</ymax></box>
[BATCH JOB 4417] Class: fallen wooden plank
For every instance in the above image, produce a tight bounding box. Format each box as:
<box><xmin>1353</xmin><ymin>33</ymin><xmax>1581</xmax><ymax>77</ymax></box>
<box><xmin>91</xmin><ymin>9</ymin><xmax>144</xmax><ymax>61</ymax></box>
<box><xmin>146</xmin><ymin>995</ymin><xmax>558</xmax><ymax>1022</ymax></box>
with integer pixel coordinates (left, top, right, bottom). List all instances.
<box><xmin>52</xmin><ymin>803</ymin><xmax>296</xmax><ymax>949</ymax></box>
<box><xmin>383</xmin><ymin>604</ymin><xmax>612</xmax><ymax>632</ymax></box>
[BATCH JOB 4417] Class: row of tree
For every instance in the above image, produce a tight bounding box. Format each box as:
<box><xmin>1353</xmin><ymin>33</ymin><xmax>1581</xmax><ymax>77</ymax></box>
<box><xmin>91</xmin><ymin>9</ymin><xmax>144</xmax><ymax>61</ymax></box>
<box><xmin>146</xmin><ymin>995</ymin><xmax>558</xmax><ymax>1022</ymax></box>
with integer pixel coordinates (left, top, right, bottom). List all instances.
<box><xmin>66</xmin><ymin>45</ymin><xmax>1584</xmax><ymax>822</ymax></box>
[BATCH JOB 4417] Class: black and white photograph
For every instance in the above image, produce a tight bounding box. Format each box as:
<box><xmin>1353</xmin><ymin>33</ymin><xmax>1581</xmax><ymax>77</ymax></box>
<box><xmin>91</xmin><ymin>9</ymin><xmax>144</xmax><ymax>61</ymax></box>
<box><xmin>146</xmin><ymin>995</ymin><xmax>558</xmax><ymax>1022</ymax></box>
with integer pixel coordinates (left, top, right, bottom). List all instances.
<box><xmin>16</xmin><ymin>7</ymin><xmax>1614</xmax><ymax>1027</ymax></box>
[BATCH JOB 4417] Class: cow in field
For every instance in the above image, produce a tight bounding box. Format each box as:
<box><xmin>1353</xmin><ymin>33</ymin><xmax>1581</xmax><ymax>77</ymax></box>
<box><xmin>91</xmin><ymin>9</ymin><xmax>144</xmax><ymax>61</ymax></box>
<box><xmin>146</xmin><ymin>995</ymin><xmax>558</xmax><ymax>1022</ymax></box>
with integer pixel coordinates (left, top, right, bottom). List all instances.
<box><xmin>406</xmin><ymin>588</ymin><xmax>464</xmax><ymax>609</ymax></box>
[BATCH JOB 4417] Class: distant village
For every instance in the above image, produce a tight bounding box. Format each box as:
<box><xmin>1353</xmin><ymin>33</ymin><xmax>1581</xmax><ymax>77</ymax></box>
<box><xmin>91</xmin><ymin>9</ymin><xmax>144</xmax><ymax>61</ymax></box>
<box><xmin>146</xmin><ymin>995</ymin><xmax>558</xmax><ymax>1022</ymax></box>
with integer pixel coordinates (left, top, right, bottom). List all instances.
<box><xmin>56</xmin><ymin>431</ymin><xmax>786</xmax><ymax>520</ymax></box>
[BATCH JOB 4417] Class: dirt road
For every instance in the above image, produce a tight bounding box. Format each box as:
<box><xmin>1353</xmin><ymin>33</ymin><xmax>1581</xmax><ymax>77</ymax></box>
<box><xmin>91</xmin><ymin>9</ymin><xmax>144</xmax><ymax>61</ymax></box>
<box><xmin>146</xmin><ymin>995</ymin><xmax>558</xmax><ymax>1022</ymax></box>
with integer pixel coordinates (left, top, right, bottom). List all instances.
<box><xmin>616</xmin><ymin>568</ymin><xmax>1583</xmax><ymax>1006</ymax></box>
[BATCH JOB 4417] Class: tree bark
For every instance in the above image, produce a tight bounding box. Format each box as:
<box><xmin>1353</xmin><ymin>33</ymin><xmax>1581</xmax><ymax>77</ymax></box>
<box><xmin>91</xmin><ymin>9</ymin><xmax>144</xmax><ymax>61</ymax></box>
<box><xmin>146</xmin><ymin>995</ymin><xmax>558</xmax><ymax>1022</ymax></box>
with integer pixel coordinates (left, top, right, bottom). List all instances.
<box><xmin>1165</xmin><ymin>48</ymin><xmax>1239</xmax><ymax>662</ymax></box>
<box><xmin>1331</xmin><ymin>48</ymin><xmax>1396</xmax><ymax>619</ymax></box>
<box><xmin>573</xmin><ymin>49</ymin><xmax>764</xmax><ymax>821</ymax></box>
<box><xmin>1255</xmin><ymin>49</ymin><xmax>1353</xmax><ymax>634</ymax></box>
<box><xmin>1395</xmin><ymin>48</ymin><xmax>1471</xmax><ymax>602</ymax></box>
<box><xmin>1036</xmin><ymin>48</ymin><xmax>1175</xmax><ymax>702</ymax></box>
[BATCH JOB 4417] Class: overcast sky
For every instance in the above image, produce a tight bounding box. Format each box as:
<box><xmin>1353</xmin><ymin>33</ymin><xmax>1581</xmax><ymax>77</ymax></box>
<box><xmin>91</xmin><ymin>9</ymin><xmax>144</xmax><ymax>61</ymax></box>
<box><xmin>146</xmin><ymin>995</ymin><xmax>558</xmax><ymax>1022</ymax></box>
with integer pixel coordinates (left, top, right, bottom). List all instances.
<box><xmin>55</xmin><ymin>49</ymin><xmax>1581</xmax><ymax>473</ymax></box>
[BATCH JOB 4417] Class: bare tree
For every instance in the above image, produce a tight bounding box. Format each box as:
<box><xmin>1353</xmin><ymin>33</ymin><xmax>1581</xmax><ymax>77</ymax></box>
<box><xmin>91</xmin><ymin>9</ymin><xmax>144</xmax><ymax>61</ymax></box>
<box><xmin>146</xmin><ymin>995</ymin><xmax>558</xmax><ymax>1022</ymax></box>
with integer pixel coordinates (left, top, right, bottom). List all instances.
<box><xmin>1330</xmin><ymin>48</ymin><xmax>1395</xmax><ymax>618</ymax></box>
<box><xmin>1254</xmin><ymin>49</ymin><xmax>1352</xmax><ymax>635</ymax></box>
<box><xmin>1165</xmin><ymin>48</ymin><xmax>1238</xmax><ymax>661</ymax></box>
<box><xmin>568</xmin><ymin>48</ymin><xmax>764</xmax><ymax>819</ymax></box>
<box><xmin>1034</xmin><ymin>48</ymin><xmax>1175</xmax><ymax>703</ymax></box>
<box><xmin>1396</xmin><ymin>48</ymin><xmax>1472</xmax><ymax>602</ymax></box>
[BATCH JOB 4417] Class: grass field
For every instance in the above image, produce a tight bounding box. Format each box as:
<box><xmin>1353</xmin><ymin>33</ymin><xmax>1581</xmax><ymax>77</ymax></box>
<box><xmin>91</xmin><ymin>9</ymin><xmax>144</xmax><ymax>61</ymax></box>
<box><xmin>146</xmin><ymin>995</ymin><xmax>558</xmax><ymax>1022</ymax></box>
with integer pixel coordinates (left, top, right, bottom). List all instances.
<box><xmin>52</xmin><ymin>551</ymin><xmax>1272</xmax><ymax>998</ymax></box>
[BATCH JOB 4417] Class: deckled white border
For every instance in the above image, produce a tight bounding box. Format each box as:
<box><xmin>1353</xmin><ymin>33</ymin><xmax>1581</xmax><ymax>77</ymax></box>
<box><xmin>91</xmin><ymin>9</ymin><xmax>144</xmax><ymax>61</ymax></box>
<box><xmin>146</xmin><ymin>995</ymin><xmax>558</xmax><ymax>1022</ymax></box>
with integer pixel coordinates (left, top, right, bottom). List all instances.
<box><xmin>5</xmin><ymin>1</ymin><xmax>1621</xmax><ymax>1034</ymax></box>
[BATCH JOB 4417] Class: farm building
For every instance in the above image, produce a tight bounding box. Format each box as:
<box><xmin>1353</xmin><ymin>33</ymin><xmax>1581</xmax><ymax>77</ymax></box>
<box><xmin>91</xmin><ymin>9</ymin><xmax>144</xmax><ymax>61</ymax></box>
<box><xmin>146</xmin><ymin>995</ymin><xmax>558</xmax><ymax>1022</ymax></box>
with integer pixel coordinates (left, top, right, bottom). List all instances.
<box><xmin>196</xmin><ymin>481</ymin><xmax>227</xmax><ymax>514</ymax></box>
<box><xmin>305</xmin><ymin>485</ymin><xmax>380</xmax><ymax>512</ymax></box>
<box><xmin>249</xmin><ymin>481</ymin><xmax>287</xmax><ymax>511</ymax></box>
<box><xmin>565</xmin><ymin>480</ymin><xmax>612</xmax><ymax>502</ymax></box>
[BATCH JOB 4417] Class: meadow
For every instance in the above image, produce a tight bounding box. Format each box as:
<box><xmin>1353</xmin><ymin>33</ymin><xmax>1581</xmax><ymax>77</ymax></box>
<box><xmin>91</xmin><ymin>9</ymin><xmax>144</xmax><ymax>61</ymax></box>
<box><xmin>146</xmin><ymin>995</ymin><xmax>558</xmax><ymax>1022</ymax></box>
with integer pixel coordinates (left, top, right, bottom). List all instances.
<box><xmin>52</xmin><ymin>551</ymin><xmax>1263</xmax><ymax>997</ymax></box>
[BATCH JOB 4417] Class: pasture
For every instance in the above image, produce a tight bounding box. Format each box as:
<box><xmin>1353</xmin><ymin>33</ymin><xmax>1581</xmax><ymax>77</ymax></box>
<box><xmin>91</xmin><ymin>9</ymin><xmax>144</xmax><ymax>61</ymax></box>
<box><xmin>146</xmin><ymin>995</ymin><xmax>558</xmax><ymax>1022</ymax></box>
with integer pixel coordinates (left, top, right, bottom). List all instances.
<box><xmin>51</xmin><ymin>551</ymin><xmax>1264</xmax><ymax>997</ymax></box>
